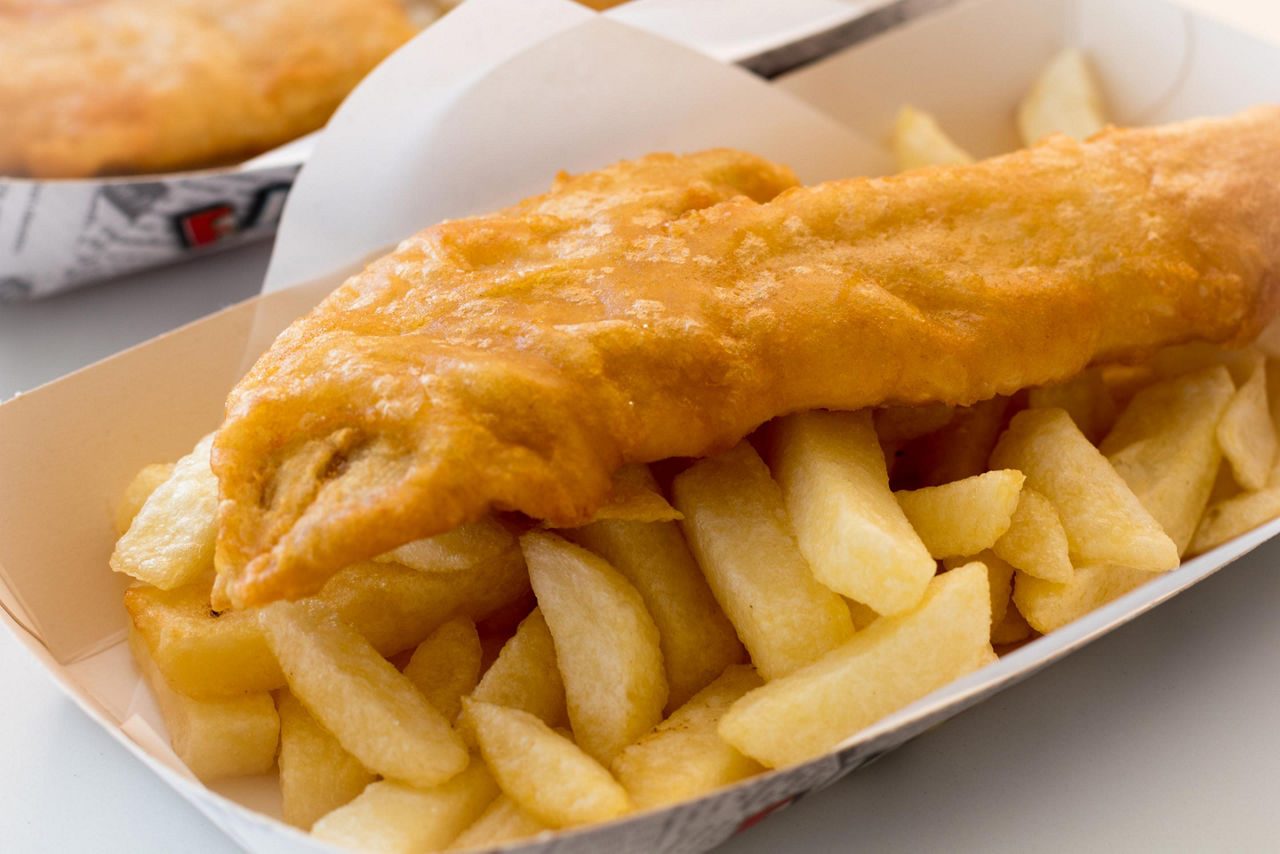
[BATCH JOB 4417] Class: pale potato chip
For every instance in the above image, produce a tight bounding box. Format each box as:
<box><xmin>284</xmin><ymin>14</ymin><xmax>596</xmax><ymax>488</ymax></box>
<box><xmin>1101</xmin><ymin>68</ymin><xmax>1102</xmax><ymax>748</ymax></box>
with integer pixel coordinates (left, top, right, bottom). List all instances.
<box><xmin>770</xmin><ymin>410</ymin><xmax>935</xmax><ymax>616</ymax></box>
<box><xmin>522</xmin><ymin>531</ymin><xmax>667</xmax><ymax>765</ymax></box>
<box><xmin>376</xmin><ymin>516</ymin><xmax>515</xmax><ymax>573</ymax></box>
<box><xmin>990</xmin><ymin>600</ymin><xmax>1034</xmax><ymax>647</ymax></box>
<box><xmin>568</xmin><ymin>501</ymin><xmax>744</xmax><ymax>711</ymax></box>
<box><xmin>1027</xmin><ymin>367</ymin><xmax>1116</xmax><ymax>443</ymax></box>
<box><xmin>110</xmin><ymin>433</ymin><xmax>218</xmax><ymax>589</ymax></box>
<box><xmin>943</xmin><ymin>550</ymin><xmax>1014</xmax><ymax>631</ymax></box>
<box><xmin>465</xmin><ymin>699</ymin><xmax>633</xmax><ymax>829</ymax></box>
<box><xmin>1017</xmin><ymin>48</ymin><xmax>1107</xmax><ymax>144</ymax></box>
<box><xmin>127</xmin><ymin>627</ymin><xmax>278</xmax><ymax>782</ymax></box>
<box><xmin>611</xmin><ymin>664</ymin><xmax>764</xmax><ymax>809</ymax></box>
<box><xmin>989</xmin><ymin>408</ymin><xmax>1178</xmax><ymax>573</ymax></box>
<box><xmin>403</xmin><ymin>617</ymin><xmax>483</xmax><ymax>723</ymax></box>
<box><xmin>127</xmin><ymin>556</ymin><xmax>528</xmax><ymax>701</ymax></box>
<box><xmin>1217</xmin><ymin>353</ymin><xmax>1277</xmax><ymax>491</ymax></box>
<box><xmin>1189</xmin><ymin>486</ymin><xmax>1280</xmax><ymax>555</ymax></box>
<box><xmin>276</xmin><ymin>690</ymin><xmax>375</xmax><ymax>830</ymax></box>
<box><xmin>1101</xmin><ymin>366</ymin><xmax>1235</xmax><ymax>553</ymax></box>
<box><xmin>673</xmin><ymin>441</ymin><xmax>854</xmax><ymax>679</ymax></box>
<box><xmin>895</xmin><ymin>469</ymin><xmax>1024</xmax><ymax>558</ymax></box>
<box><xmin>719</xmin><ymin>563</ymin><xmax>990</xmax><ymax>768</ymax></box>
<box><xmin>449</xmin><ymin>795</ymin><xmax>549</xmax><ymax>851</ymax></box>
<box><xmin>463</xmin><ymin>607</ymin><xmax>567</xmax><ymax>734</ymax></box>
<box><xmin>114</xmin><ymin>462</ymin><xmax>175</xmax><ymax>535</ymax></box>
<box><xmin>891</xmin><ymin>105</ymin><xmax>973</xmax><ymax>171</ymax></box>
<box><xmin>991</xmin><ymin>487</ymin><xmax>1073</xmax><ymax>583</ymax></box>
<box><xmin>311</xmin><ymin>760</ymin><xmax>497</xmax><ymax>854</ymax></box>
<box><xmin>310</xmin><ymin>554</ymin><xmax>531</xmax><ymax>660</ymax></box>
<box><xmin>259</xmin><ymin>600</ymin><xmax>468</xmax><ymax>789</ymax></box>
<box><xmin>577</xmin><ymin>464</ymin><xmax>683</xmax><ymax>525</ymax></box>
<box><xmin>1012</xmin><ymin>564</ymin><xmax>1152</xmax><ymax>634</ymax></box>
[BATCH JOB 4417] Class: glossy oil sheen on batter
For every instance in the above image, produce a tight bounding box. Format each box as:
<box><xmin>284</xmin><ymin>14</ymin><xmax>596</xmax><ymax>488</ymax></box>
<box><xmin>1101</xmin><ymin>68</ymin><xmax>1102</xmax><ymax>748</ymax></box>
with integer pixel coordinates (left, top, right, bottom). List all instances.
<box><xmin>214</xmin><ymin>108</ymin><xmax>1280</xmax><ymax>606</ymax></box>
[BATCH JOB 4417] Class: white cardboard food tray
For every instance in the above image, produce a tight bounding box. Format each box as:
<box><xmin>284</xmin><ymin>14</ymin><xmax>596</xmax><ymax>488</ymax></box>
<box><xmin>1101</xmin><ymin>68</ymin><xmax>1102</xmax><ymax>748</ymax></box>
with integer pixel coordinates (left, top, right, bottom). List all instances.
<box><xmin>2</xmin><ymin>0</ymin><xmax>1280</xmax><ymax>851</ymax></box>
<box><xmin>0</xmin><ymin>158</ymin><xmax>303</xmax><ymax>302</ymax></box>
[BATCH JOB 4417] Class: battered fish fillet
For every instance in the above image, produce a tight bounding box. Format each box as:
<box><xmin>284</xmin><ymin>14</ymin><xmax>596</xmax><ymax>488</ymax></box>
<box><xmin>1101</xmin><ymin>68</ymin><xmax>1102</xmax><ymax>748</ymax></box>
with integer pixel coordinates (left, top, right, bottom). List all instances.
<box><xmin>0</xmin><ymin>0</ymin><xmax>414</xmax><ymax>178</ymax></box>
<box><xmin>214</xmin><ymin>107</ymin><xmax>1280</xmax><ymax>608</ymax></box>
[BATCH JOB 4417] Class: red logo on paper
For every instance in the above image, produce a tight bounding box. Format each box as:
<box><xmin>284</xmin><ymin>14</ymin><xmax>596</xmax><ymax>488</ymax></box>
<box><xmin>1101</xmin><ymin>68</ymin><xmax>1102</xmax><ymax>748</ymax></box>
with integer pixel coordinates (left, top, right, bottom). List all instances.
<box><xmin>736</xmin><ymin>796</ymin><xmax>799</xmax><ymax>834</ymax></box>
<box><xmin>175</xmin><ymin>203</ymin><xmax>237</xmax><ymax>247</ymax></box>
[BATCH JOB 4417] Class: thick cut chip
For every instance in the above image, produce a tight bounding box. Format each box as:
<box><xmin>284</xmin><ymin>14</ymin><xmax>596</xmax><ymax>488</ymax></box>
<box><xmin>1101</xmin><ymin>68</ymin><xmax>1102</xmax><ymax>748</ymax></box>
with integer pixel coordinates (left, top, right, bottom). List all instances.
<box><xmin>463</xmin><ymin>607</ymin><xmax>566</xmax><ymax>735</ymax></box>
<box><xmin>311</xmin><ymin>760</ymin><xmax>498</xmax><ymax>854</ymax></box>
<box><xmin>127</xmin><ymin>628</ymin><xmax>278</xmax><ymax>782</ymax></box>
<box><xmin>403</xmin><ymin>617</ymin><xmax>483</xmax><ymax>723</ymax></box>
<box><xmin>991</xmin><ymin>600</ymin><xmax>1034</xmax><ymax>646</ymax></box>
<box><xmin>522</xmin><ymin>531</ymin><xmax>666</xmax><ymax>765</ymax></box>
<box><xmin>276</xmin><ymin>690</ymin><xmax>375</xmax><ymax>830</ymax></box>
<box><xmin>568</xmin><ymin>464</ymin><xmax>683</xmax><ymax>525</ymax></box>
<box><xmin>1028</xmin><ymin>367</ymin><xmax>1116</xmax><ymax>443</ymax></box>
<box><xmin>895</xmin><ymin>469</ymin><xmax>1024</xmax><ymax>558</ymax></box>
<box><xmin>114</xmin><ymin>462</ymin><xmax>176</xmax><ymax>535</ymax></box>
<box><xmin>943</xmin><ymin>550</ymin><xmax>1014</xmax><ymax>631</ymax></box>
<box><xmin>1017</xmin><ymin>48</ymin><xmax>1107</xmax><ymax>144</ymax></box>
<box><xmin>111</xmin><ymin>433</ymin><xmax>218</xmax><ymax>589</ymax></box>
<box><xmin>568</xmin><ymin>483</ymin><xmax>744</xmax><ymax>710</ymax></box>
<box><xmin>1101</xmin><ymin>366</ymin><xmax>1235</xmax><ymax>553</ymax></box>
<box><xmin>672</xmin><ymin>441</ymin><xmax>854</xmax><ymax>679</ymax></box>
<box><xmin>891</xmin><ymin>105</ymin><xmax>973</xmax><ymax>171</ymax></box>
<box><xmin>991</xmin><ymin>487</ymin><xmax>1073</xmax><ymax>583</ymax></box>
<box><xmin>769</xmin><ymin>410</ymin><xmax>935</xmax><ymax>616</ymax></box>
<box><xmin>1012</xmin><ymin>564</ymin><xmax>1152</xmax><ymax>634</ymax></box>
<box><xmin>465</xmin><ymin>700</ymin><xmax>633</xmax><ymax>829</ymax></box>
<box><xmin>375</xmin><ymin>516</ymin><xmax>515</xmax><ymax>573</ymax></box>
<box><xmin>1189</xmin><ymin>486</ymin><xmax>1280</xmax><ymax>555</ymax></box>
<box><xmin>719</xmin><ymin>563</ymin><xmax>990</xmax><ymax>768</ymax></box>
<box><xmin>989</xmin><ymin>408</ymin><xmax>1178</xmax><ymax>572</ymax></box>
<box><xmin>311</xmin><ymin>553</ymin><xmax>530</xmax><ymax>657</ymax></box>
<box><xmin>974</xmin><ymin>644</ymin><xmax>1000</xmax><ymax>668</ymax></box>
<box><xmin>449</xmin><ymin>795</ymin><xmax>549</xmax><ymax>851</ymax></box>
<box><xmin>126</xmin><ymin>581</ymin><xmax>282</xmax><ymax>700</ymax></box>
<box><xmin>259</xmin><ymin>600</ymin><xmax>468</xmax><ymax>789</ymax></box>
<box><xmin>128</xmin><ymin>556</ymin><xmax>528</xmax><ymax>700</ymax></box>
<box><xmin>1217</xmin><ymin>353</ymin><xmax>1277</xmax><ymax>491</ymax></box>
<box><xmin>611</xmin><ymin>664</ymin><xmax>764</xmax><ymax>809</ymax></box>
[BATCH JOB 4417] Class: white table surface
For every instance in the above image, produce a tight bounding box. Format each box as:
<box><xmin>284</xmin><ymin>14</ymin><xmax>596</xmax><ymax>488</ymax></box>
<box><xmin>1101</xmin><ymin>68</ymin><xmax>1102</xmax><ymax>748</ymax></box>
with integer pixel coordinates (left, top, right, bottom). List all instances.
<box><xmin>6</xmin><ymin>0</ymin><xmax>1280</xmax><ymax>850</ymax></box>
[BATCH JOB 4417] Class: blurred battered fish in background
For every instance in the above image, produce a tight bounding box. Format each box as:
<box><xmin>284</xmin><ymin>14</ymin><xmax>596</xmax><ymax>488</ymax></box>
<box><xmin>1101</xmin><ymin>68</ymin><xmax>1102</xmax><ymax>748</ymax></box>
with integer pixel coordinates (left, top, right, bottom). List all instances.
<box><xmin>0</xmin><ymin>0</ymin><xmax>633</xmax><ymax>179</ymax></box>
<box><xmin>0</xmin><ymin>0</ymin><xmax>419</xmax><ymax>178</ymax></box>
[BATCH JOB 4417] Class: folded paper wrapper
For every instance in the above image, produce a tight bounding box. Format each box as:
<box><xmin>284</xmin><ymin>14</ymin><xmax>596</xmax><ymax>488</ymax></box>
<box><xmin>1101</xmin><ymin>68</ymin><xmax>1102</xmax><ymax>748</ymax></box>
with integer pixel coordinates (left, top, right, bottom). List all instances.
<box><xmin>4</xmin><ymin>0</ymin><xmax>1280</xmax><ymax>850</ymax></box>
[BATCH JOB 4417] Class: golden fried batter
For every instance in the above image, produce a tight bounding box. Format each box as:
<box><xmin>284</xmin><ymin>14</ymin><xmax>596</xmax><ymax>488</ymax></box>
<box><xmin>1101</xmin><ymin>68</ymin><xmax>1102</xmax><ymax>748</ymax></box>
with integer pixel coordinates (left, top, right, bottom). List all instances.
<box><xmin>0</xmin><ymin>0</ymin><xmax>414</xmax><ymax>178</ymax></box>
<box><xmin>214</xmin><ymin>108</ymin><xmax>1280</xmax><ymax>607</ymax></box>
